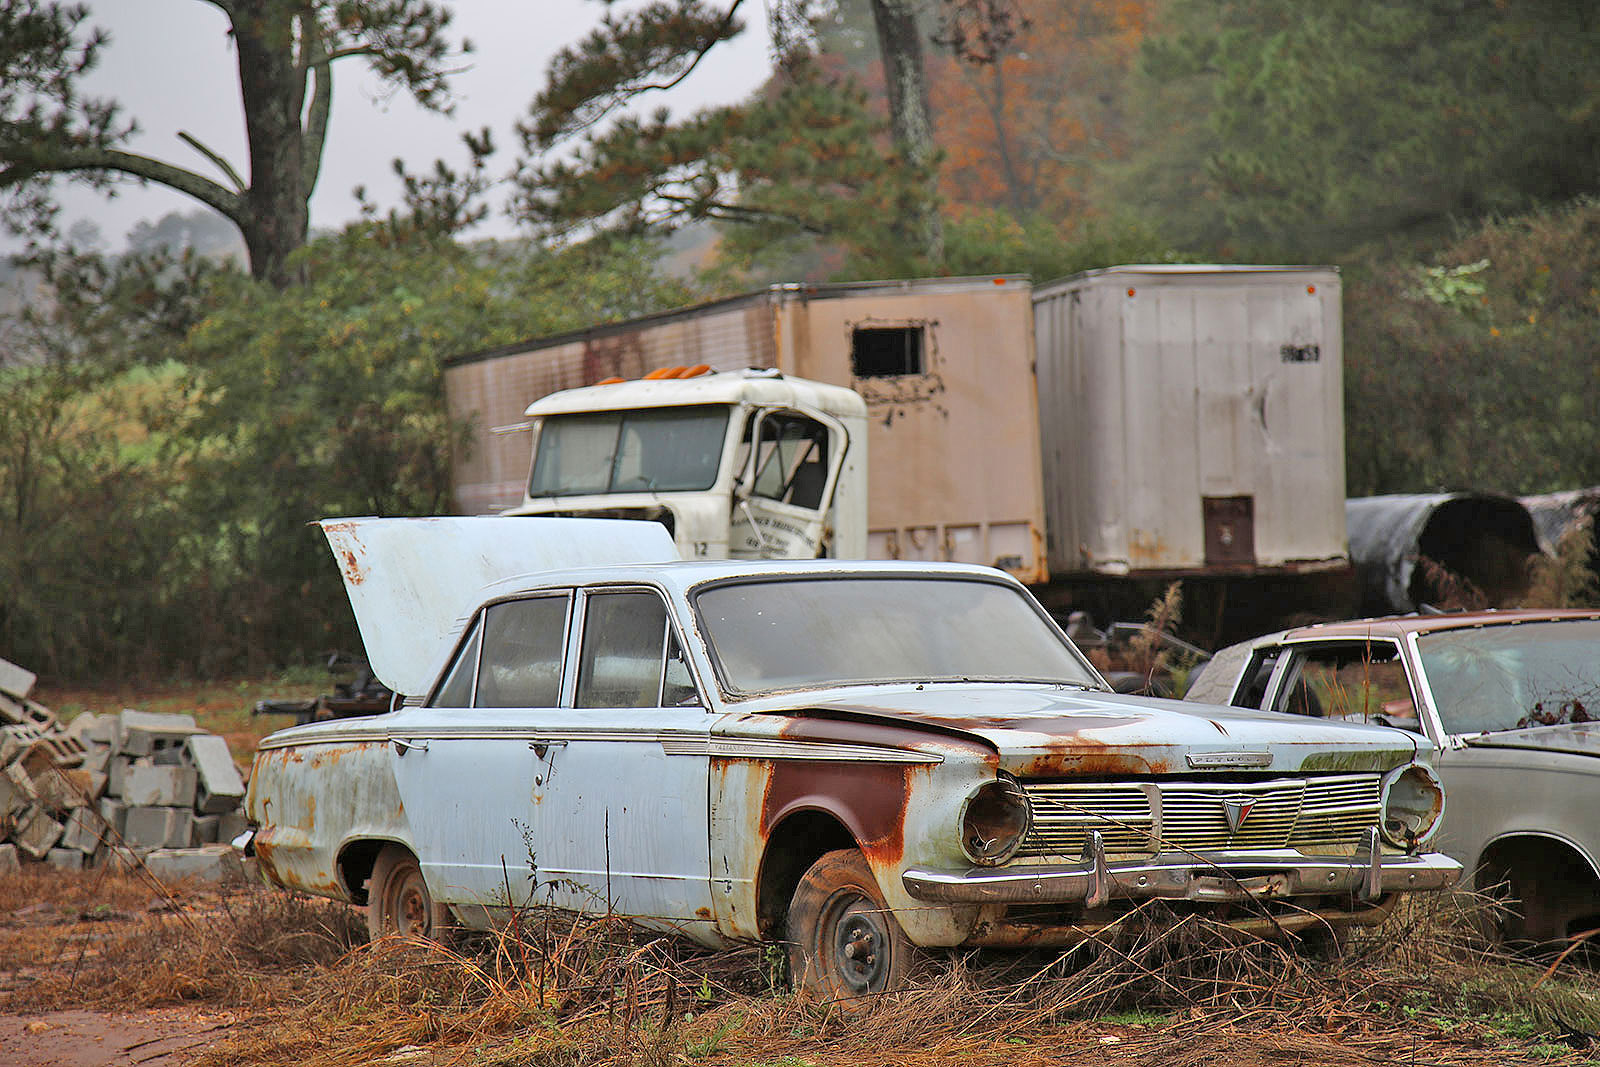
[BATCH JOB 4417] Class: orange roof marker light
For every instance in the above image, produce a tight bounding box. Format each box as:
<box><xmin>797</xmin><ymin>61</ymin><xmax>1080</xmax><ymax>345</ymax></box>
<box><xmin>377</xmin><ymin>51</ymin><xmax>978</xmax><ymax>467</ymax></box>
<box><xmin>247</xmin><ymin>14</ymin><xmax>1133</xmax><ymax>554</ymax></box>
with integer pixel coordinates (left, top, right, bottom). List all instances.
<box><xmin>641</xmin><ymin>364</ymin><xmax>713</xmax><ymax>381</ymax></box>
<box><xmin>596</xmin><ymin>376</ymin><xmax>625</xmax><ymax>385</ymax></box>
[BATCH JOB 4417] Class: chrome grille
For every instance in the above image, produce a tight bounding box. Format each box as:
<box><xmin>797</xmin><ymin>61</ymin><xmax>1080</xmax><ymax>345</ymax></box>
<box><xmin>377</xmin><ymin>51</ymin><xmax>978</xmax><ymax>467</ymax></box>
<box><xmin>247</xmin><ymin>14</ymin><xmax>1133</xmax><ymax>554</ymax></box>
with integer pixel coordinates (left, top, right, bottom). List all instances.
<box><xmin>1015</xmin><ymin>774</ymin><xmax>1381</xmax><ymax>860</ymax></box>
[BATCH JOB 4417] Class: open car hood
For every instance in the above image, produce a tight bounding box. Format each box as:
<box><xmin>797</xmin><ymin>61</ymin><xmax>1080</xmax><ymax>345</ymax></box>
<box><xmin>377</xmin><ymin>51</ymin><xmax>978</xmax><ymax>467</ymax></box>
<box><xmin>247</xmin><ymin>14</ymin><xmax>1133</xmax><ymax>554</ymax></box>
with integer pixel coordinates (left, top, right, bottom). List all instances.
<box><xmin>318</xmin><ymin>517</ymin><xmax>678</xmax><ymax>697</ymax></box>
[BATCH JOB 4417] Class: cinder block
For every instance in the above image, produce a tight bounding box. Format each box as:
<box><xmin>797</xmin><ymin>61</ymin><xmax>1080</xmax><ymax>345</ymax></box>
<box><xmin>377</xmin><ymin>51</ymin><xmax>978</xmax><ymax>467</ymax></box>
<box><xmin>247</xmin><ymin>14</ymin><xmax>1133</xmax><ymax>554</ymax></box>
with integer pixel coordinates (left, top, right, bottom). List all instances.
<box><xmin>81</xmin><ymin>746</ymin><xmax>112</xmax><ymax>774</ymax></box>
<box><xmin>143</xmin><ymin>845</ymin><xmax>244</xmax><ymax>885</ymax></box>
<box><xmin>0</xmin><ymin>656</ymin><xmax>36</xmax><ymax>701</ymax></box>
<box><xmin>184</xmin><ymin>735</ymin><xmax>246</xmax><ymax>813</ymax></box>
<box><xmin>32</xmin><ymin>766</ymin><xmax>102</xmax><ymax>811</ymax></box>
<box><xmin>16</xmin><ymin>806</ymin><xmax>64</xmax><ymax>859</ymax></box>
<box><xmin>116</xmin><ymin>709</ymin><xmax>199</xmax><ymax>758</ymax></box>
<box><xmin>121</xmin><ymin>765</ymin><xmax>197</xmax><ymax>808</ymax></box>
<box><xmin>190</xmin><ymin>814</ymin><xmax>220</xmax><ymax>845</ymax></box>
<box><xmin>98</xmin><ymin>796</ymin><xmax>128</xmax><ymax>837</ymax></box>
<box><xmin>122</xmin><ymin>806</ymin><xmax>193</xmax><ymax>849</ymax></box>
<box><xmin>106</xmin><ymin>755</ymin><xmax>142</xmax><ymax>797</ymax></box>
<box><xmin>0</xmin><ymin>761</ymin><xmax>35</xmax><ymax>817</ymax></box>
<box><xmin>46</xmin><ymin>847</ymin><xmax>83</xmax><ymax>872</ymax></box>
<box><xmin>218</xmin><ymin>811</ymin><xmax>250</xmax><ymax>846</ymax></box>
<box><xmin>0</xmin><ymin>842</ymin><xmax>19</xmax><ymax>875</ymax></box>
<box><xmin>87</xmin><ymin>715</ymin><xmax>118</xmax><ymax>746</ymax></box>
<box><xmin>60</xmin><ymin>807</ymin><xmax>104</xmax><ymax>854</ymax></box>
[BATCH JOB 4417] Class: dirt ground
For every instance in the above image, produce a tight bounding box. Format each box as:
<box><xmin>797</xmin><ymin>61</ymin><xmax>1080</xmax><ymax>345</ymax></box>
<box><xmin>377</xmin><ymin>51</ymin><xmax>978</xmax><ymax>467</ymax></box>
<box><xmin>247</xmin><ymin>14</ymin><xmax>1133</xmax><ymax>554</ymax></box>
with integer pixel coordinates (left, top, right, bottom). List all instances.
<box><xmin>0</xmin><ymin>1007</ymin><xmax>237</xmax><ymax>1067</ymax></box>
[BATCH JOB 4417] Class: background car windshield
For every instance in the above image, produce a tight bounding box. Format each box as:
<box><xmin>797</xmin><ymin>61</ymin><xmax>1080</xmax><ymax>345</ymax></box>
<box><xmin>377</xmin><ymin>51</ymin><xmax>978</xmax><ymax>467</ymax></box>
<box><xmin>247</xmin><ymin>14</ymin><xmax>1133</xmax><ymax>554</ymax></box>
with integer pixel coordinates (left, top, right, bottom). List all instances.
<box><xmin>529</xmin><ymin>405</ymin><xmax>729</xmax><ymax>496</ymax></box>
<box><xmin>1417</xmin><ymin>619</ymin><xmax>1600</xmax><ymax>734</ymax></box>
<box><xmin>695</xmin><ymin>577</ymin><xmax>1099</xmax><ymax>694</ymax></box>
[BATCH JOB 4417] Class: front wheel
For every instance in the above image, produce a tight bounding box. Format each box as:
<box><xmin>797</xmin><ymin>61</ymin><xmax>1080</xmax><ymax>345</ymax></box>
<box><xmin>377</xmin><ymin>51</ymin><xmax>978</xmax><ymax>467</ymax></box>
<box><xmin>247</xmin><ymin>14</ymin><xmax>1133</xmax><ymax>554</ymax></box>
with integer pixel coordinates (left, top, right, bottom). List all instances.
<box><xmin>367</xmin><ymin>844</ymin><xmax>440</xmax><ymax>941</ymax></box>
<box><xmin>786</xmin><ymin>849</ymin><xmax>914</xmax><ymax>999</ymax></box>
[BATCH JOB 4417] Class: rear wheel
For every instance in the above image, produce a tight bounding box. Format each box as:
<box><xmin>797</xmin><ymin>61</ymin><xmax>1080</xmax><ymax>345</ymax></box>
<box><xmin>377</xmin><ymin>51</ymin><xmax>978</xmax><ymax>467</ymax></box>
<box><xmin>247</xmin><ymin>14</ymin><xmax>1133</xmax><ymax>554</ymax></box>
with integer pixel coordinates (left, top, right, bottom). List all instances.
<box><xmin>786</xmin><ymin>849</ymin><xmax>914</xmax><ymax>999</ymax></box>
<box><xmin>367</xmin><ymin>844</ymin><xmax>439</xmax><ymax>941</ymax></box>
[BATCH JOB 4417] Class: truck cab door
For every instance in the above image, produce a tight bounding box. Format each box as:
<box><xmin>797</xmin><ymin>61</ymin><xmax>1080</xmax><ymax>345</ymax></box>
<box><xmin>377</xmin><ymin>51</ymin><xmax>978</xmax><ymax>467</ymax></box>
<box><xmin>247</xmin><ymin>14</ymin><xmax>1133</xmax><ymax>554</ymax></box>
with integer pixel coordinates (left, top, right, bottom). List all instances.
<box><xmin>729</xmin><ymin>407</ymin><xmax>848</xmax><ymax>559</ymax></box>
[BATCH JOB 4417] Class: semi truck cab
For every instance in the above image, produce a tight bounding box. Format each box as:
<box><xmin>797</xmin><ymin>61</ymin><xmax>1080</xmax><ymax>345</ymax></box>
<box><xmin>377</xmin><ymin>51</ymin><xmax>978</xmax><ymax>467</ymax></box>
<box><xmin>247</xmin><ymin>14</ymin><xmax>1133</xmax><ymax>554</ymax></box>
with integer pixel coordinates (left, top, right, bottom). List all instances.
<box><xmin>504</xmin><ymin>368</ymin><xmax>869</xmax><ymax>561</ymax></box>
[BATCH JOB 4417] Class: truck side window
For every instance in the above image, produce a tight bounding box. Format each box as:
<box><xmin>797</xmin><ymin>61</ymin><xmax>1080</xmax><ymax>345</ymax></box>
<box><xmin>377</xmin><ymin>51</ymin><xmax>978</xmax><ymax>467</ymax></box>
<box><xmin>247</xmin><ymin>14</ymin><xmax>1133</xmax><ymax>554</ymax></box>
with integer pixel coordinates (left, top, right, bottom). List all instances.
<box><xmin>740</xmin><ymin>414</ymin><xmax>830</xmax><ymax>510</ymax></box>
<box><xmin>476</xmin><ymin>594</ymin><xmax>571</xmax><ymax>708</ymax></box>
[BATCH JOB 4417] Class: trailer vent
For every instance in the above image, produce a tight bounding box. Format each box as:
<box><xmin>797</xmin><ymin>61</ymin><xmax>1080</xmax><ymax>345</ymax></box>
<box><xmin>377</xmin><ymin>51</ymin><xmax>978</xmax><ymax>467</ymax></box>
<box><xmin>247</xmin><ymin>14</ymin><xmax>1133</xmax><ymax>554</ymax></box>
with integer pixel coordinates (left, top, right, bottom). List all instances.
<box><xmin>852</xmin><ymin>326</ymin><xmax>924</xmax><ymax>377</ymax></box>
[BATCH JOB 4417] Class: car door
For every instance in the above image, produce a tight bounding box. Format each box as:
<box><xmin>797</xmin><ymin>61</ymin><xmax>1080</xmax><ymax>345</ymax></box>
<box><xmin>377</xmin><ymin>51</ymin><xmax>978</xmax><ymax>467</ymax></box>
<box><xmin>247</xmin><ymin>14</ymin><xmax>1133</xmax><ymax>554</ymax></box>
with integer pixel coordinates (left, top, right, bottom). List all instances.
<box><xmin>729</xmin><ymin>408</ymin><xmax>849</xmax><ymax>559</ymax></box>
<box><xmin>530</xmin><ymin>585</ymin><xmax>715</xmax><ymax>927</ymax></box>
<box><xmin>388</xmin><ymin>590</ymin><xmax>574</xmax><ymax>908</ymax></box>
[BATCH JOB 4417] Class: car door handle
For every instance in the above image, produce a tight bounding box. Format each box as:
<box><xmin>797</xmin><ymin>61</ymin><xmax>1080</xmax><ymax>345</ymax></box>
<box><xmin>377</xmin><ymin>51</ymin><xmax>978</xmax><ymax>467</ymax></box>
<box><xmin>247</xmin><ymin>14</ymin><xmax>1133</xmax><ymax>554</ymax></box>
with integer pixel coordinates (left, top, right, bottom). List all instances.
<box><xmin>529</xmin><ymin>738</ymin><xmax>568</xmax><ymax>759</ymax></box>
<box><xmin>392</xmin><ymin>737</ymin><xmax>430</xmax><ymax>756</ymax></box>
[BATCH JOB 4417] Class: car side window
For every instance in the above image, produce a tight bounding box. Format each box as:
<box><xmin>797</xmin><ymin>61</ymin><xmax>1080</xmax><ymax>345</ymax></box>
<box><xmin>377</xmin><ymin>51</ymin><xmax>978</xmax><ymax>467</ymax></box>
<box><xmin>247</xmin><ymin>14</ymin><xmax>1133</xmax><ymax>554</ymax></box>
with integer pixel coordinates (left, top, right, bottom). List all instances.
<box><xmin>1271</xmin><ymin>642</ymin><xmax>1417</xmax><ymax>730</ymax></box>
<box><xmin>577</xmin><ymin>590</ymin><xmax>700</xmax><ymax>709</ymax></box>
<box><xmin>476</xmin><ymin>594</ymin><xmax>571</xmax><ymax>708</ymax></box>
<box><xmin>1236</xmin><ymin>649</ymin><xmax>1282</xmax><ymax>709</ymax></box>
<box><xmin>431</xmin><ymin>620</ymin><xmax>482</xmax><ymax>707</ymax></box>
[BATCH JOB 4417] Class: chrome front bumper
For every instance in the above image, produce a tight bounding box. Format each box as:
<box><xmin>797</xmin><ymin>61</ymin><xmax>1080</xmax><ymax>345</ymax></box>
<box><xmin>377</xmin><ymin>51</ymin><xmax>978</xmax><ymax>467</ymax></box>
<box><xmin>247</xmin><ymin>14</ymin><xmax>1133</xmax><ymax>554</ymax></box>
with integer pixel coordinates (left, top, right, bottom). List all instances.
<box><xmin>902</xmin><ymin>828</ymin><xmax>1462</xmax><ymax>906</ymax></box>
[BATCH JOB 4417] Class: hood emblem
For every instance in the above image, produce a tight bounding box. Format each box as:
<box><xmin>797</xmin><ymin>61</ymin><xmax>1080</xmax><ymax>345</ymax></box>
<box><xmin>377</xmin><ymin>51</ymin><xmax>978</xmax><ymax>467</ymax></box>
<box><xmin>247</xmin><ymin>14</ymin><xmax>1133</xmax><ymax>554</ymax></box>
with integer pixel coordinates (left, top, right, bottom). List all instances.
<box><xmin>1223</xmin><ymin>796</ymin><xmax>1258</xmax><ymax>834</ymax></box>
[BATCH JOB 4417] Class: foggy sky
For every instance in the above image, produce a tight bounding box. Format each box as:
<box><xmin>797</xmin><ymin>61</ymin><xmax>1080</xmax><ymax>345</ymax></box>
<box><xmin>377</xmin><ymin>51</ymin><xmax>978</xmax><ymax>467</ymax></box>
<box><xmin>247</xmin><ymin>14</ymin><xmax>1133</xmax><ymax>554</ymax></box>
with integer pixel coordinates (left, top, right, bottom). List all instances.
<box><xmin>27</xmin><ymin>0</ymin><xmax>773</xmax><ymax>252</ymax></box>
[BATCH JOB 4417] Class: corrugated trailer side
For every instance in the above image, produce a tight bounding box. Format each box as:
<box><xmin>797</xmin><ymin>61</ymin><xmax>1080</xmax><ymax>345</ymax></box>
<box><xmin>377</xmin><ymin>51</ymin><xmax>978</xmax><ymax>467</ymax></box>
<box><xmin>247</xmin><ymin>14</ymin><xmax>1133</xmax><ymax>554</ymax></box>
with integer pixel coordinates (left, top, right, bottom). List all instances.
<box><xmin>1033</xmin><ymin>265</ymin><xmax>1348</xmax><ymax>578</ymax></box>
<box><xmin>444</xmin><ymin>292</ymin><xmax>782</xmax><ymax>514</ymax></box>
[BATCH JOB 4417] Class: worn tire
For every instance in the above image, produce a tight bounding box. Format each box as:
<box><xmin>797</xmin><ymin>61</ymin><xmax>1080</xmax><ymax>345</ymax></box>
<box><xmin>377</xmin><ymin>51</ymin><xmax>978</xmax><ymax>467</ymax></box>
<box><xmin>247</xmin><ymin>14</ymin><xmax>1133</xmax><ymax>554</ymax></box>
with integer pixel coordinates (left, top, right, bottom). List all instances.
<box><xmin>367</xmin><ymin>844</ymin><xmax>440</xmax><ymax>941</ymax></box>
<box><xmin>786</xmin><ymin>849</ymin><xmax>914</xmax><ymax>1000</ymax></box>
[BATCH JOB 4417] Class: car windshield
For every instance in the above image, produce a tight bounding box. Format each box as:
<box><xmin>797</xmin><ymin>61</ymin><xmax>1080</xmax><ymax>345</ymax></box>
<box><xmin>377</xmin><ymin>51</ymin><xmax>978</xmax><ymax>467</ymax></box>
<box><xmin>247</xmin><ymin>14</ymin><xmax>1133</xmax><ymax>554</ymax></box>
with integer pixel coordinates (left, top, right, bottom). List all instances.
<box><xmin>529</xmin><ymin>405</ymin><xmax>730</xmax><ymax>497</ymax></box>
<box><xmin>1416</xmin><ymin>619</ymin><xmax>1600</xmax><ymax>735</ymax></box>
<box><xmin>694</xmin><ymin>576</ymin><xmax>1101</xmax><ymax>695</ymax></box>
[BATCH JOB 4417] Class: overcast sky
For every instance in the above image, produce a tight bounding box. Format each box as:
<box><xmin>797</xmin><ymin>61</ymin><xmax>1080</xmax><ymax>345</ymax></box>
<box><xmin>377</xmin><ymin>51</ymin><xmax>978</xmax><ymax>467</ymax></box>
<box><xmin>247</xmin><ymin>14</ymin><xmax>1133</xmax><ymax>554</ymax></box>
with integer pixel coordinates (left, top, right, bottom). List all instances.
<box><xmin>33</xmin><ymin>0</ymin><xmax>774</xmax><ymax>251</ymax></box>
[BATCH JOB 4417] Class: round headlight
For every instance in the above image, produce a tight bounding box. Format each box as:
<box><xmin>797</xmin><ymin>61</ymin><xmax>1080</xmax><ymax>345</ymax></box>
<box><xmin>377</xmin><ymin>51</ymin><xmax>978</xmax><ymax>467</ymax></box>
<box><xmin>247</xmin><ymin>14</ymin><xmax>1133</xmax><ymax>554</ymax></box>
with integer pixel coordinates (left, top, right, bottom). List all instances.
<box><xmin>960</xmin><ymin>776</ymin><xmax>1032</xmax><ymax>866</ymax></box>
<box><xmin>1379</xmin><ymin>763</ymin><xmax>1445</xmax><ymax>849</ymax></box>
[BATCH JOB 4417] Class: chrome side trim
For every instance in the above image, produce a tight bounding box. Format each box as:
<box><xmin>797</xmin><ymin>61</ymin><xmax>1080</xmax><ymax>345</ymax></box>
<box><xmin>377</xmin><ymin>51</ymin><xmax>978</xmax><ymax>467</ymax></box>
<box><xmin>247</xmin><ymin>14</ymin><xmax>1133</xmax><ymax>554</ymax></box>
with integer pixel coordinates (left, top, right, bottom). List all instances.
<box><xmin>660</xmin><ymin>738</ymin><xmax>942</xmax><ymax>763</ymax></box>
<box><xmin>257</xmin><ymin>726</ymin><xmax>941</xmax><ymax>764</ymax></box>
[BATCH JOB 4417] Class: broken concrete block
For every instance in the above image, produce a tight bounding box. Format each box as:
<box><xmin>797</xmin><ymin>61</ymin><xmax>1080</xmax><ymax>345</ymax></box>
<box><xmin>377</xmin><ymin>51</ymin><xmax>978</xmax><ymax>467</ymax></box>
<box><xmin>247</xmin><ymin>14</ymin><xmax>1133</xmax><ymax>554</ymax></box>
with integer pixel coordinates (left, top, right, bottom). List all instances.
<box><xmin>16</xmin><ymin>806</ymin><xmax>64</xmax><ymax>859</ymax></box>
<box><xmin>60</xmin><ymin>807</ymin><xmax>103</xmax><ymax>854</ymax></box>
<box><xmin>123</xmin><ymin>806</ymin><xmax>192</xmax><ymax>849</ymax></box>
<box><xmin>88</xmin><ymin>715</ymin><xmax>117</xmax><ymax>746</ymax></box>
<box><xmin>218</xmin><ymin>811</ymin><xmax>249</xmax><ymax>846</ymax></box>
<box><xmin>81</xmin><ymin>746</ymin><xmax>112</xmax><ymax>775</ymax></box>
<box><xmin>46</xmin><ymin>847</ymin><xmax>84</xmax><ymax>872</ymax></box>
<box><xmin>184</xmin><ymin>734</ymin><xmax>246</xmax><ymax>813</ymax></box>
<box><xmin>0</xmin><ymin>761</ymin><xmax>35</xmax><ymax>818</ymax></box>
<box><xmin>143</xmin><ymin>845</ymin><xmax>244</xmax><ymax>885</ymax></box>
<box><xmin>98</xmin><ymin>796</ymin><xmax>128</xmax><ymax>837</ymax></box>
<box><xmin>106</xmin><ymin>754</ymin><xmax>139</xmax><ymax>797</ymax></box>
<box><xmin>0</xmin><ymin>842</ymin><xmax>19</xmax><ymax>875</ymax></box>
<box><xmin>190</xmin><ymin>814</ymin><xmax>220</xmax><ymax>845</ymax></box>
<box><xmin>32</xmin><ymin>765</ymin><xmax>102</xmax><ymax>811</ymax></box>
<box><xmin>116</xmin><ymin>709</ymin><xmax>199</xmax><ymax>758</ymax></box>
<box><xmin>0</xmin><ymin>656</ymin><xmax>36</xmax><ymax>701</ymax></box>
<box><xmin>122</xmin><ymin>764</ymin><xmax>196</xmax><ymax>808</ymax></box>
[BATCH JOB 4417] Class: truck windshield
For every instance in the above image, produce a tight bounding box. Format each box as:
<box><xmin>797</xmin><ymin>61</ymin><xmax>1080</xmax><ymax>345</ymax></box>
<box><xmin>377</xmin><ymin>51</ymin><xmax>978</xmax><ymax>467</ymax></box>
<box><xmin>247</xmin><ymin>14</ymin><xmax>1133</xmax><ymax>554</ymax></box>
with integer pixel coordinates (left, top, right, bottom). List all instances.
<box><xmin>694</xmin><ymin>576</ymin><xmax>1102</xmax><ymax>695</ymax></box>
<box><xmin>529</xmin><ymin>405</ymin><xmax>730</xmax><ymax>497</ymax></box>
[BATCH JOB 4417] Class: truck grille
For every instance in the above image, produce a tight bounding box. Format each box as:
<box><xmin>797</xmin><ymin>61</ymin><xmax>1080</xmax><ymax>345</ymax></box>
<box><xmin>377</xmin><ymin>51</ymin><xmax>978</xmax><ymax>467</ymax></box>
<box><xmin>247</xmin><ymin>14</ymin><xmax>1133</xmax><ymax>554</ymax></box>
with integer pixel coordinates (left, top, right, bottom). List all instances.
<box><xmin>1014</xmin><ymin>774</ymin><xmax>1381</xmax><ymax>860</ymax></box>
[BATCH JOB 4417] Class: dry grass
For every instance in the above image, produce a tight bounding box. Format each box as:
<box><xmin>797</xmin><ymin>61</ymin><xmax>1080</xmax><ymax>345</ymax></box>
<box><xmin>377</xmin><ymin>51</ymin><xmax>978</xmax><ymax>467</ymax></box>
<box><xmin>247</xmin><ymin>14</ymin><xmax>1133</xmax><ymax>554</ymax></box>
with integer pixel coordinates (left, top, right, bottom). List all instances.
<box><xmin>8</xmin><ymin>869</ymin><xmax>1600</xmax><ymax>1066</ymax></box>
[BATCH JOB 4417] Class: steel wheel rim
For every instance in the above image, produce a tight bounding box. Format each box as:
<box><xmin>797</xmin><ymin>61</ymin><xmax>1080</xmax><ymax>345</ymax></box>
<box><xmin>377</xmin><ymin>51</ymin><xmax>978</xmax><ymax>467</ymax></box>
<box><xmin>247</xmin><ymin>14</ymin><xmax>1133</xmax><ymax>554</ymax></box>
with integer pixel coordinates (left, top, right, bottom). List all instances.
<box><xmin>823</xmin><ymin>891</ymin><xmax>890</xmax><ymax>994</ymax></box>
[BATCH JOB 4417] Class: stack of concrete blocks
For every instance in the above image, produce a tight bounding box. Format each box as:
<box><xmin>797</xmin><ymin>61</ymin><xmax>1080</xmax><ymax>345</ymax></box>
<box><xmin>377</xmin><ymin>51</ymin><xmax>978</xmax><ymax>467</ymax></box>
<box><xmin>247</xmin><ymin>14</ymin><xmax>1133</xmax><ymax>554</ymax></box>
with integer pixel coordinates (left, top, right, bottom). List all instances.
<box><xmin>1</xmin><ymin>655</ymin><xmax>248</xmax><ymax>883</ymax></box>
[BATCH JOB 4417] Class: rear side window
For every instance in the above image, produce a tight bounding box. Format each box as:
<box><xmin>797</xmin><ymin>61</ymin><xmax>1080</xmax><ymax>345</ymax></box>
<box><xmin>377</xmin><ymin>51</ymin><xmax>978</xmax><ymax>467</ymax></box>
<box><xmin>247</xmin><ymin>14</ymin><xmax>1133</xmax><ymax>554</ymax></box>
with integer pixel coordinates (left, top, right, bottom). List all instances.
<box><xmin>475</xmin><ymin>595</ymin><xmax>571</xmax><ymax>708</ymax></box>
<box><xmin>576</xmin><ymin>590</ymin><xmax>690</xmax><ymax>708</ymax></box>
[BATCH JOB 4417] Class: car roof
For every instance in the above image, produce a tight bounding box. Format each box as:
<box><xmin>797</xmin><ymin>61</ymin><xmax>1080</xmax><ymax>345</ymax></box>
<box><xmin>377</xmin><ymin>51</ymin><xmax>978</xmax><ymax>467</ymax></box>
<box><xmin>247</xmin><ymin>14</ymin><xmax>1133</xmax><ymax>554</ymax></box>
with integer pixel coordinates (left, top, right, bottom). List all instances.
<box><xmin>472</xmin><ymin>556</ymin><xmax>1023</xmax><ymax>602</ymax></box>
<box><xmin>1268</xmin><ymin>608</ymin><xmax>1600</xmax><ymax>643</ymax></box>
